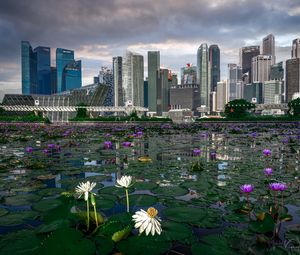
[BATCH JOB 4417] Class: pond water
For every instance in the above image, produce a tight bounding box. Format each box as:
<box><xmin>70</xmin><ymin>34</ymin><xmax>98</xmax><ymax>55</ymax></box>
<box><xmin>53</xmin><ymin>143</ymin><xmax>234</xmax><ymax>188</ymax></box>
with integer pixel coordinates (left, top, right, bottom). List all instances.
<box><xmin>0</xmin><ymin>122</ymin><xmax>300</xmax><ymax>255</ymax></box>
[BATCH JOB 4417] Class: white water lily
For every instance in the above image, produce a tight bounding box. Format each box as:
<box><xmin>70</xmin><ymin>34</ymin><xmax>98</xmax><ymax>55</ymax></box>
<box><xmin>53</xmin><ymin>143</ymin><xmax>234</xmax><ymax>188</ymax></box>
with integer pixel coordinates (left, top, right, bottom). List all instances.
<box><xmin>115</xmin><ymin>175</ymin><xmax>133</xmax><ymax>188</ymax></box>
<box><xmin>132</xmin><ymin>207</ymin><xmax>162</xmax><ymax>236</ymax></box>
<box><xmin>75</xmin><ymin>181</ymin><xmax>96</xmax><ymax>201</ymax></box>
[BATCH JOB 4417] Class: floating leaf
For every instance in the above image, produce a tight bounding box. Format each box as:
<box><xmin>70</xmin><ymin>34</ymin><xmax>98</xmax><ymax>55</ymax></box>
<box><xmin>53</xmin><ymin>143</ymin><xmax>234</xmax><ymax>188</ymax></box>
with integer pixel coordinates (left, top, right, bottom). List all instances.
<box><xmin>112</xmin><ymin>226</ymin><xmax>131</xmax><ymax>242</ymax></box>
<box><xmin>120</xmin><ymin>194</ymin><xmax>157</xmax><ymax>207</ymax></box>
<box><xmin>32</xmin><ymin>198</ymin><xmax>63</xmax><ymax>212</ymax></box>
<box><xmin>249</xmin><ymin>213</ymin><xmax>275</xmax><ymax>234</ymax></box>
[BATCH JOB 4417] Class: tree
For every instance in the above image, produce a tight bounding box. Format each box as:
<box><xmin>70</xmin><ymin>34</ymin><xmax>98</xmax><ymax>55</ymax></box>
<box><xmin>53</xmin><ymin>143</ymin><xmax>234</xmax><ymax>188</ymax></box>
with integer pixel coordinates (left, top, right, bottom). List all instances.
<box><xmin>288</xmin><ymin>97</ymin><xmax>300</xmax><ymax>116</ymax></box>
<box><xmin>0</xmin><ymin>103</ymin><xmax>4</xmax><ymax>116</ymax></box>
<box><xmin>76</xmin><ymin>103</ymin><xmax>88</xmax><ymax>119</ymax></box>
<box><xmin>224</xmin><ymin>99</ymin><xmax>255</xmax><ymax>118</ymax></box>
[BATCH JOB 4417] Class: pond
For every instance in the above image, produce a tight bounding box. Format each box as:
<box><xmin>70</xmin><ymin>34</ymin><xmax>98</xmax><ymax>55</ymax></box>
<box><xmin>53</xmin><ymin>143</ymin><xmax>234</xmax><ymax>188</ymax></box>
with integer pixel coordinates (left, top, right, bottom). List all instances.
<box><xmin>0</xmin><ymin>122</ymin><xmax>299</xmax><ymax>255</ymax></box>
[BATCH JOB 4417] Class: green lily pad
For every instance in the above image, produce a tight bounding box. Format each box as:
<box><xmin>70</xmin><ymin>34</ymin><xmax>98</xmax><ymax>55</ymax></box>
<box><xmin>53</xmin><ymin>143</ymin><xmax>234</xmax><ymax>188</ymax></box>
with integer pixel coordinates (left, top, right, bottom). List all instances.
<box><xmin>120</xmin><ymin>194</ymin><xmax>157</xmax><ymax>207</ymax></box>
<box><xmin>164</xmin><ymin>206</ymin><xmax>221</xmax><ymax>228</ymax></box>
<box><xmin>99</xmin><ymin>186</ymin><xmax>134</xmax><ymax>197</ymax></box>
<box><xmin>36</xmin><ymin>219</ymin><xmax>70</xmax><ymax>233</ymax></box>
<box><xmin>0</xmin><ymin>208</ymin><xmax>9</xmax><ymax>217</ymax></box>
<box><xmin>117</xmin><ymin>235</ymin><xmax>171</xmax><ymax>255</ymax></box>
<box><xmin>134</xmin><ymin>182</ymin><xmax>157</xmax><ymax>190</ymax></box>
<box><xmin>249</xmin><ymin>213</ymin><xmax>275</xmax><ymax>234</ymax></box>
<box><xmin>161</xmin><ymin>221</ymin><xmax>194</xmax><ymax>244</ymax></box>
<box><xmin>4</xmin><ymin>194</ymin><xmax>41</xmax><ymax>206</ymax></box>
<box><xmin>36</xmin><ymin>228</ymin><xmax>96</xmax><ymax>255</ymax></box>
<box><xmin>0</xmin><ymin>211</ymin><xmax>39</xmax><ymax>226</ymax></box>
<box><xmin>152</xmin><ymin>186</ymin><xmax>188</xmax><ymax>197</ymax></box>
<box><xmin>36</xmin><ymin>188</ymin><xmax>65</xmax><ymax>197</ymax></box>
<box><xmin>94</xmin><ymin>237</ymin><xmax>114</xmax><ymax>255</ymax></box>
<box><xmin>32</xmin><ymin>198</ymin><xmax>63</xmax><ymax>212</ymax></box>
<box><xmin>191</xmin><ymin>235</ymin><xmax>235</xmax><ymax>255</ymax></box>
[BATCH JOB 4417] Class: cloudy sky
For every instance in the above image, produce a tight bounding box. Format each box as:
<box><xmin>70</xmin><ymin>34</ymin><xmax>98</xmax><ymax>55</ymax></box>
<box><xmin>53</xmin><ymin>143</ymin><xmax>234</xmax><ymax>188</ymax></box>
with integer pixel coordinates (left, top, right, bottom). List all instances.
<box><xmin>0</xmin><ymin>0</ymin><xmax>299</xmax><ymax>99</ymax></box>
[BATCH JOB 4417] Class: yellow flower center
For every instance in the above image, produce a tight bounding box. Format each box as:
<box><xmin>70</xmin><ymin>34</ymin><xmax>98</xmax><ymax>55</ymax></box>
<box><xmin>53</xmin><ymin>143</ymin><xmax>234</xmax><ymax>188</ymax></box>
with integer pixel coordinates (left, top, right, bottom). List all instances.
<box><xmin>147</xmin><ymin>207</ymin><xmax>158</xmax><ymax>218</ymax></box>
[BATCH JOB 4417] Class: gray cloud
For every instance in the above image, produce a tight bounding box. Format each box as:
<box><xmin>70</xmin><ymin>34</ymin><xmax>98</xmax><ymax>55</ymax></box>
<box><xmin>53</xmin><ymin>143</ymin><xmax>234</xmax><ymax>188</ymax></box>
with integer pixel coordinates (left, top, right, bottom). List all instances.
<box><xmin>0</xmin><ymin>0</ymin><xmax>299</xmax><ymax>92</ymax></box>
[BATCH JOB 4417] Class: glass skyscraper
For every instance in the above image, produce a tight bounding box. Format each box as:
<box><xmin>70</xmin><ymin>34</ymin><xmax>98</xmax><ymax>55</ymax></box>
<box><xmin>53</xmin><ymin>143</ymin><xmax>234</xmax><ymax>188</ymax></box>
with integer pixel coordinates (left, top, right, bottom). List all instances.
<box><xmin>147</xmin><ymin>51</ymin><xmax>160</xmax><ymax>113</ymax></box>
<box><xmin>56</xmin><ymin>48</ymin><xmax>81</xmax><ymax>93</ymax></box>
<box><xmin>34</xmin><ymin>46</ymin><xmax>51</xmax><ymax>94</ymax></box>
<box><xmin>197</xmin><ymin>43</ymin><xmax>210</xmax><ymax>108</ymax></box>
<box><xmin>113</xmin><ymin>56</ymin><xmax>123</xmax><ymax>106</ymax></box>
<box><xmin>98</xmin><ymin>66</ymin><xmax>113</xmax><ymax>106</ymax></box>
<box><xmin>209</xmin><ymin>45</ymin><xmax>220</xmax><ymax>92</ymax></box>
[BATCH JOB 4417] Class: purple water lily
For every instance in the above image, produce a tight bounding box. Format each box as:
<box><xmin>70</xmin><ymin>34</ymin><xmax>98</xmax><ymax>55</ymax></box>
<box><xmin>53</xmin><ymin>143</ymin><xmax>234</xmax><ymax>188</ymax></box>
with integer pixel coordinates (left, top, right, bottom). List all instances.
<box><xmin>210</xmin><ymin>151</ymin><xmax>217</xmax><ymax>160</ymax></box>
<box><xmin>269</xmin><ymin>182</ymin><xmax>287</xmax><ymax>209</ymax></box>
<box><xmin>193</xmin><ymin>149</ymin><xmax>201</xmax><ymax>156</ymax></box>
<box><xmin>25</xmin><ymin>147</ymin><xmax>33</xmax><ymax>153</ymax></box>
<box><xmin>269</xmin><ymin>182</ymin><xmax>282</xmax><ymax>191</ymax></box>
<box><xmin>264</xmin><ymin>168</ymin><xmax>273</xmax><ymax>176</ymax></box>
<box><xmin>122</xmin><ymin>141</ymin><xmax>131</xmax><ymax>147</ymax></box>
<box><xmin>263</xmin><ymin>149</ymin><xmax>272</xmax><ymax>156</ymax></box>
<box><xmin>48</xmin><ymin>144</ymin><xmax>55</xmax><ymax>149</ymax></box>
<box><xmin>103</xmin><ymin>141</ymin><xmax>112</xmax><ymax>149</ymax></box>
<box><xmin>240</xmin><ymin>184</ymin><xmax>254</xmax><ymax>210</ymax></box>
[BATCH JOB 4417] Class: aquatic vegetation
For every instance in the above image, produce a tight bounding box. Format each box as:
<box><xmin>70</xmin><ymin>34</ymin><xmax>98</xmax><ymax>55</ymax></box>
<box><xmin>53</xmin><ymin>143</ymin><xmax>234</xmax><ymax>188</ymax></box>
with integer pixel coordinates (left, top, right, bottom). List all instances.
<box><xmin>115</xmin><ymin>175</ymin><xmax>133</xmax><ymax>213</ymax></box>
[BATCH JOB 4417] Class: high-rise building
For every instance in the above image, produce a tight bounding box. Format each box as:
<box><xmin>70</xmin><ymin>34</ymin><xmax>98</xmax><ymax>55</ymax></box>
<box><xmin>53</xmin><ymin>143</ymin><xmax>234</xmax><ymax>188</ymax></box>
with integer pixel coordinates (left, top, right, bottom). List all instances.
<box><xmin>197</xmin><ymin>43</ymin><xmax>210</xmax><ymax>108</ymax></box>
<box><xmin>286</xmin><ymin>58</ymin><xmax>300</xmax><ymax>102</ymax></box>
<box><xmin>252</xmin><ymin>55</ymin><xmax>272</xmax><ymax>83</ymax></box>
<box><xmin>147</xmin><ymin>51</ymin><xmax>160</xmax><ymax>113</ymax></box>
<box><xmin>264</xmin><ymin>80</ymin><xmax>283</xmax><ymax>104</ymax></box>
<box><xmin>291</xmin><ymin>38</ymin><xmax>300</xmax><ymax>58</ymax></box>
<box><xmin>244</xmin><ymin>82</ymin><xmax>263</xmax><ymax>104</ymax></box>
<box><xmin>21</xmin><ymin>41</ymin><xmax>37</xmax><ymax>94</ymax></box>
<box><xmin>270</xmin><ymin>61</ymin><xmax>284</xmax><ymax>81</ymax></box>
<box><xmin>209</xmin><ymin>45</ymin><xmax>220</xmax><ymax>91</ymax></box>
<box><xmin>144</xmin><ymin>80</ymin><xmax>148</xmax><ymax>108</ymax></box>
<box><xmin>98</xmin><ymin>66</ymin><xmax>113</xmax><ymax>106</ymax></box>
<box><xmin>51</xmin><ymin>67</ymin><xmax>57</xmax><ymax>94</ymax></box>
<box><xmin>239</xmin><ymin>46</ymin><xmax>260</xmax><ymax>83</ymax></box>
<box><xmin>122</xmin><ymin>51</ymin><xmax>144</xmax><ymax>106</ymax></box>
<box><xmin>56</xmin><ymin>48</ymin><xmax>81</xmax><ymax>93</ymax></box>
<box><xmin>227</xmin><ymin>64</ymin><xmax>243</xmax><ymax>101</ymax></box>
<box><xmin>113</xmin><ymin>56</ymin><xmax>123</xmax><ymax>106</ymax></box>
<box><xmin>157</xmin><ymin>68</ymin><xmax>170</xmax><ymax>115</ymax></box>
<box><xmin>262</xmin><ymin>34</ymin><xmax>275</xmax><ymax>64</ymax></box>
<box><xmin>216</xmin><ymin>80</ymin><xmax>228</xmax><ymax>112</ymax></box>
<box><xmin>181</xmin><ymin>64</ymin><xmax>197</xmax><ymax>84</ymax></box>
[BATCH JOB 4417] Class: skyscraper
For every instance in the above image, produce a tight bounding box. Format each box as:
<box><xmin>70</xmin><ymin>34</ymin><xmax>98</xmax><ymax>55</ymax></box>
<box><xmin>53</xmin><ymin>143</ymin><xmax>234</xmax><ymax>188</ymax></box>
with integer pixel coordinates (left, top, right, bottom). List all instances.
<box><xmin>34</xmin><ymin>46</ymin><xmax>51</xmax><ymax>94</ymax></box>
<box><xmin>286</xmin><ymin>58</ymin><xmax>300</xmax><ymax>102</ymax></box>
<box><xmin>197</xmin><ymin>43</ymin><xmax>210</xmax><ymax>108</ymax></box>
<box><xmin>209</xmin><ymin>45</ymin><xmax>220</xmax><ymax>91</ymax></box>
<box><xmin>122</xmin><ymin>51</ymin><xmax>144</xmax><ymax>106</ymax></box>
<box><xmin>147</xmin><ymin>51</ymin><xmax>160</xmax><ymax>113</ymax></box>
<box><xmin>227</xmin><ymin>64</ymin><xmax>243</xmax><ymax>101</ymax></box>
<box><xmin>113</xmin><ymin>56</ymin><xmax>123</xmax><ymax>106</ymax></box>
<box><xmin>181</xmin><ymin>64</ymin><xmax>197</xmax><ymax>84</ymax></box>
<box><xmin>262</xmin><ymin>34</ymin><xmax>275</xmax><ymax>64</ymax></box>
<box><xmin>239</xmin><ymin>46</ymin><xmax>260</xmax><ymax>83</ymax></box>
<box><xmin>98</xmin><ymin>66</ymin><xmax>113</xmax><ymax>106</ymax></box>
<box><xmin>56</xmin><ymin>48</ymin><xmax>81</xmax><ymax>93</ymax></box>
<box><xmin>216</xmin><ymin>80</ymin><xmax>228</xmax><ymax>112</ymax></box>
<box><xmin>270</xmin><ymin>62</ymin><xmax>284</xmax><ymax>81</ymax></box>
<box><xmin>21</xmin><ymin>41</ymin><xmax>37</xmax><ymax>94</ymax></box>
<box><xmin>252</xmin><ymin>55</ymin><xmax>272</xmax><ymax>82</ymax></box>
<box><xmin>291</xmin><ymin>38</ymin><xmax>300</xmax><ymax>58</ymax></box>
<box><xmin>157</xmin><ymin>68</ymin><xmax>170</xmax><ymax>115</ymax></box>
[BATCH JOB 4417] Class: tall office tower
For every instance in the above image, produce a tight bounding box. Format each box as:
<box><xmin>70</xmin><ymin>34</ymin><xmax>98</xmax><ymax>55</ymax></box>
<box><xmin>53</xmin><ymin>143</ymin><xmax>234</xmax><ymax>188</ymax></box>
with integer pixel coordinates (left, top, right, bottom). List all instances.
<box><xmin>34</xmin><ymin>47</ymin><xmax>51</xmax><ymax>94</ymax></box>
<box><xmin>144</xmin><ymin>80</ymin><xmax>148</xmax><ymax>108</ymax></box>
<box><xmin>209</xmin><ymin>45</ymin><xmax>220</xmax><ymax>91</ymax></box>
<box><xmin>227</xmin><ymin>64</ymin><xmax>243</xmax><ymax>101</ymax></box>
<box><xmin>252</xmin><ymin>55</ymin><xmax>272</xmax><ymax>82</ymax></box>
<box><xmin>98</xmin><ymin>66</ymin><xmax>113</xmax><ymax>106</ymax></box>
<box><xmin>264</xmin><ymin>80</ymin><xmax>283</xmax><ymax>104</ymax></box>
<box><xmin>216</xmin><ymin>80</ymin><xmax>228</xmax><ymax>112</ymax></box>
<box><xmin>147</xmin><ymin>51</ymin><xmax>160</xmax><ymax>113</ymax></box>
<box><xmin>56</xmin><ymin>48</ymin><xmax>81</xmax><ymax>92</ymax></box>
<box><xmin>286</xmin><ymin>58</ymin><xmax>300</xmax><ymax>102</ymax></box>
<box><xmin>244</xmin><ymin>82</ymin><xmax>263</xmax><ymax>104</ymax></box>
<box><xmin>262</xmin><ymin>34</ymin><xmax>275</xmax><ymax>64</ymax></box>
<box><xmin>122</xmin><ymin>51</ymin><xmax>144</xmax><ymax>106</ymax></box>
<box><xmin>291</xmin><ymin>38</ymin><xmax>300</xmax><ymax>58</ymax></box>
<box><xmin>239</xmin><ymin>46</ymin><xmax>260</xmax><ymax>83</ymax></box>
<box><xmin>157</xmin><ymin>68</ymin><xmax>170</xmax><ymax>115</ymax></box>
<box><xmin>270</xmin><ymin>62</ymin><xmax>284</xmax><ymax>80</ymax></box>
<box><xmin>21</xmin><ymin>41</ymin><xmax>37</xmax><ymax>94</ymax></box>
<box><xmin>181</xmin><ymin>64</ymin><xmax>197</xmax><ymax>84</ymax></box>
<box><xmin>113</xmin><ymin>56</ymin><xmax>123</xmax><ymax>106</ymax></box>
<box><xmin>171</xmin><ymin>74</ymin><xmax>178</xmax><ymax>86</ymax></box>
<box><xmin>197</xmin><ymin>43</ymin><xmax>210</xmax><ymax>108</ymax></box>
<box><xmin>50</xmin><ymin>67</ymin><xmax>57</xmax><ymax>94</ymax></box>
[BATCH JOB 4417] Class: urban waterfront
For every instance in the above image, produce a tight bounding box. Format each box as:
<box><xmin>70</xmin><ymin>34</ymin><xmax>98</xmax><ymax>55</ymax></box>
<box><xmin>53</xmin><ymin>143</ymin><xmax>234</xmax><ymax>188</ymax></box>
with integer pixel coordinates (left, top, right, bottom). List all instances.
<box><xmin>0</xmin><ymin>122</ymin><xmax>299</xmax><ymax>254</ymax></box>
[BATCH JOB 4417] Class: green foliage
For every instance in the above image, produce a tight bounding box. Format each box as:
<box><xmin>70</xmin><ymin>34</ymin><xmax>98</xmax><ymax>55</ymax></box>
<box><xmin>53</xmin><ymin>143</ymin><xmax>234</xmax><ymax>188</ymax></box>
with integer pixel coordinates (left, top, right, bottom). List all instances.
<box><xmin>0</xmin><ymin>112</ymin><xmax>45</xmax><ymax>122</ymax></box>
<box><xmin>76</xmin><ymin>103</ymin><xmax>88</xmax><ymax>118</ymax></box>
<box><xmin>224</xmin><ymin>99</ymin><xmax>256</xmax><ymax>118</ymax></box>
<box><xmin>288</xmin><ymin>97</ymin><xmax>300</xmax><ymax>116</ymax></box>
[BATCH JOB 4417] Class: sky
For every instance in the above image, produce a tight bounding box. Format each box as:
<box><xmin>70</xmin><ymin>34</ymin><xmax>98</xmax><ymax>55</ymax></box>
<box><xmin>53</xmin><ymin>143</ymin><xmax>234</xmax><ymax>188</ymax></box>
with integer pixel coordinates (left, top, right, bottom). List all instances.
<box><xmin>0</xmin><ymin>0</ymin><xmax>300</xmax><ymax>100</ymax></box>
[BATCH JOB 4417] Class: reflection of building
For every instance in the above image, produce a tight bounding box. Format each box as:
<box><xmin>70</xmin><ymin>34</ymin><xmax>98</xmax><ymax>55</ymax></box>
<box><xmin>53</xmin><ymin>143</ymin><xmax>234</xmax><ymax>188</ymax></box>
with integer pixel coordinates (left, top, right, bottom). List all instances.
<box><xmin>209</xmin><ymin>45</ymin><xmax>220</xmax><ymax>92</ymax></box>
<box><xmin>197</xmin><ymin>43</ymin><xmax>210</xmax><ymax>108</ymax></box>
<box><xmin>181</xmin><ymin>64</ymin><xmax>197</xmax><ymax>84</ymax></box>
<box><xmin>244</xmin><ymin>82</ymin><xmax>263</xmax><ymax>104</ymax></box>
<box><xmin>113</xmin><ymin>56</ymin><xmax>123</xmax><ymax>106</ymax></box>
<box><xmin>122</xmin><ymin>51</ymin><xmax>144</xmax><ymax>106</ymax></box>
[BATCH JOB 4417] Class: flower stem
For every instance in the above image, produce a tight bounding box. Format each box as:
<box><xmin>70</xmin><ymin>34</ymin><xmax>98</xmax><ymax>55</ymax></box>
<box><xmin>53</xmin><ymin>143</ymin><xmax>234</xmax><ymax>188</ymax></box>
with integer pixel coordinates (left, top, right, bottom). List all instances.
<box><xmin>246</xmin><ymin>193</ymin><xmax>250</xmax><ymax>210</ymax></box>
<box><xmin>125</xmin><ymin>188</ymin><xmax>129</xmax><ymax>213</ymax></box>
<box><xmin>93</xmin><ymin>204</ymin><xmax>98</xmax><ymax>227</ymax></box>
<box><xmin>86</xmin><ymin>199</ymin><xmax>90</xmax><ymax>231</ymax></box>
<box><xmin>274</xmin><ymin>191</ymin><xmax>277</xmax><ymax>209</ymax></box>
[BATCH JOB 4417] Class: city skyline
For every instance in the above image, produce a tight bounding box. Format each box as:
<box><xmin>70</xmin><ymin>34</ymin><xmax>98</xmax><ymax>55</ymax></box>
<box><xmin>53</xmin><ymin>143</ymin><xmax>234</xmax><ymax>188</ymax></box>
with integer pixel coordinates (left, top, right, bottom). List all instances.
<box><xmin>0</xmin><ymin>0</ymin><xmax>300</xmax><ymax>99</ymax></box>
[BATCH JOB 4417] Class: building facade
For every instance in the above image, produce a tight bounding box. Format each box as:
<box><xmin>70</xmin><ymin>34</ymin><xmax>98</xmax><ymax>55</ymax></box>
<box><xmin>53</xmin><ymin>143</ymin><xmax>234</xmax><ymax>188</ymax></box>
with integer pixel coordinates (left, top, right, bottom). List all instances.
<box><xmin>98</xmin><ymin>66</ymin><xmax>114</xmax><ymax>106</ymax></box>
<box><xmin>209</xmin><ymin>45</ymin><xmax>220</xmax><ymax>92</ymax></box>
<box><xmin>244</xmin><ymin>82</ymin><xmax>263</xmax><ymax>104</ymax></box>
<box><xmin>252</xmin><ymin>55</ymin><xmax>272</xmax><ymax>83</ymax></box>
<box><xmin>147</xmin><ymin>51</ymin><xmax>160</xmax><ymax>113</ymax></box>
<box><xmin>216</xmin><ymin>80</ymin><xmax>228</xmax><ymax>112</ymax></box>
<box><xmin>113</xmin><ymin>56</ymin><xmax>123</xmax><ymax>106</ymax></box>
<box><xmin>286</xmin><ymin>58</ymin><xmax>300</xmax><ymax>102</ymax></box>
<box><xmin>291</xmin><ymin>38</ymin><xmax>300</xmax><ymax>58</ymax></box>
<box><xmin>239</xmin><ymin>46</ymin><xmax>260</xmax><ymax>83</ymax></box>
<box><xmin>227</xmin><ymin>64</ymin><xmax>243</xmax><ymax>101</ymax></box>
<box><xmin>157</xmin><ymin>68</ymin><xmax>170</xmax><ymax>115</ymax></box>
<box><xmin>197</xmin><ymin>43</ymin><xmax>210</xmax><ymax>108</ymax></box>
<box><xmin>264</xmin><ymin>80</ymin><xmax>283</xmax><ymax>104</ymax></box>
<box><xmin>262</xmin><ymin>34</ymin><xmax>275</xmax><ymax>64</ymax></box>
<box><xmin>181</xmin><ymin>64</ymin><xmax>197</xmax><ymax>84</ymax></box>
<box><xmin>122</xmin><ymin>51</ymin><xmax>144</xmax><ymax>106</ymax></box>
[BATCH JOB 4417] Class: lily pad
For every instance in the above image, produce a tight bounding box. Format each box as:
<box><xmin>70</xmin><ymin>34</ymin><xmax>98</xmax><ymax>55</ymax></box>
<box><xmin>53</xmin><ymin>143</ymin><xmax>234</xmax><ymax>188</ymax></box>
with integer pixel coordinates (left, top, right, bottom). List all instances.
<box><xmin>4</xmin><ymin>194</ymin><xmax>41</xmax><ymax>206</ymax></box>
<box><xmin>152</xmin><ymin>186</ymin><xmax>188</xmax><ymax>197</ymax></box>
<box><xmin>0</xmin><ymin>208</ymin><xmax>9</xmax><ymax>217</ymax></box>
<box><xmin>134</xmin><ymin>182</ymin><xmax>157</xmax><ymax>190</ymax></box>
<box><xmin>120</xmin><ymin>194</ymin><xmax>157</xmax><ymax>207</ymax></box>
<box><xmin>0</xmin><ymin>211</ymin><xmax>39</xmax><ymax>226</ymax></box>
<box><xmin>99</xmin><ymin>186</ymin><xmax>134</xmax><ymax>197</ymax></box>
<box><xmin>32</xmin><ymin>198</ymin><xmax>63</xmax><ymax>212</ymax></box>
<box><xmin>249</xmin><ymin>213</ymin><xmax>275</xmax><ymax>234</ymax></box>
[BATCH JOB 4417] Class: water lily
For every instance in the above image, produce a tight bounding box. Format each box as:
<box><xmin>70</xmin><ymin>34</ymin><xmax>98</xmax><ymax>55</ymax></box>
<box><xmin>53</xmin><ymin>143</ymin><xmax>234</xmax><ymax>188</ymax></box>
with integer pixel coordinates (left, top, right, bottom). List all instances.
<box><xmin>103</xmin><ymin>141</ymin><xmax>112</xmax><ymax>149</ymax></box>
<box><xmin>75</xmin><ymin>181</ymin><xmax>96</xmax><ymax>230</ymax></box>
<box><xmin>132</xmin><ymin>207</ymin><xmax>162</xmax><ymax>236</ymax></box>
<box><xmin>25</xmin><ymin>147</ymin><xmax>33</xmax><ymax>153</ymax></box>
<box><xmin>116</xmin><ymin>175</ymin><xmax>133</xmax><ymax>212</ymax></box>
<box><xmin>122</xmin><ymin>141</ymin><xmax>131</xmax><ymax>147</ymax></box>
<box><xmin>193</xmin><ymin>148</ymin><xmax>201</xmax><ymax>156</ymax></box>
<box><xmin>263</xmin><ymin>149</ymin><xmax>272</xmax><ymax>156</ymax></box>
<box><xmin>240</xmin><ymin>184</ymin><xmax>254</xmax><ymax>210</ymax></box>
<box><xmin>269</xmin><ymin>182</ymin><xmax>284</xmax><ymax>209</ymax></box>
<box><xmin>264</xmin><ymin>168</ymin><xmax>273</xmax><ymax>176</ymax></box>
